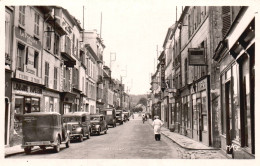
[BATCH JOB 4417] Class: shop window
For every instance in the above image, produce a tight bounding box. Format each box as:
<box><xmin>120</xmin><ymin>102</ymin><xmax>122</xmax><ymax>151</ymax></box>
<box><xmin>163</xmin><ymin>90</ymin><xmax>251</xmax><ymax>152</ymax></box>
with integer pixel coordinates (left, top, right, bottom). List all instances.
<box><xmin>192</xmin><ymin>95</ymin><xmax>197</xmax><ymax>130</ymax></box>
<box><xmin>14</xmin><ymin>96</ymin><xmax>24</xmax><ymax>134</ymax></box>
<box><xmin>232</xmin><ymin>64</ymin><xmax>240</xmax><ymax>141</ymax></box>
<box><xmin>64</xmin><ymin>104</ymin><xmax>71</xmax><ymax>114</ymax></box>
<box><xmin>241</xmin><ymin>56</ymin><xmax>251</xmax><ymax>148</ymax></box>
<box><xmin>34</xmin><ymin>12</ymin><xmax>40</xmax><ymax>36</ymax></box>
<box><xmin>49</xmin><ymin>97</ymin><xmax>54</xmax><ymax>112</ymax></box>
<box><xmin>202</xmin><ymin>115</ymin><xmax>208</xmax><ymax>131</ymax></box>
<box><xmin>221</xmin><ymin>74</ymin><xmax>226</xmax><ymax>134</ymax></box>
<box><xmin>187</xmin><ymin>96</ymin><xmax>191</xmax><ymax>129</ymax></box>
<box><xmin>19</xmin><ymin>6</ymin><xmax>25</xmax><ymax>27</ymax></box>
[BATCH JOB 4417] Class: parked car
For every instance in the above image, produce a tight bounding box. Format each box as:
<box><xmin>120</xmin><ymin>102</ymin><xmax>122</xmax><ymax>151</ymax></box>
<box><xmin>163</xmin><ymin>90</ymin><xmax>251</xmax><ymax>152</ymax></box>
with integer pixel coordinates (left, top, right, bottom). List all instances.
<box><xmin>22</xmin><ymin>112</ymin><xmax>70</xmax><ymax>154</ymax></box>
<box><xmin>100</xmin><ymin>108</ymin><xmax>117</xmax><ymax>127</ymax></box>
<box><xmin>116</xmin><ymin>110</ymin><xmax>123</xmax><ymax>125</ymax></box>
<box><xmin>122</xmin><ymin>111</ymin><xmax>130</xmax><ymax>122</ymax></box>
<box><xmin>62</xmin><ymin>112</ymin><xmax>91</xmax><ymax>142</ymax></box>
<box><xmin>90</xmin><ymin>114</ymin><xmax>108</xmax><ymax>135</ymax></box>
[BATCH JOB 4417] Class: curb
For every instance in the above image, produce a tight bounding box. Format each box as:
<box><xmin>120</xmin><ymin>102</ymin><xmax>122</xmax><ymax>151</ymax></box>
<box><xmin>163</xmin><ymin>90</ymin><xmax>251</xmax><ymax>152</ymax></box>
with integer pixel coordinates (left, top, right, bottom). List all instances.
<box><xmin>5</xmin><ymin>147</ymin><xmax>41</xmax><ymax>158</ymax></box>
<box><xmin>148</xmin><ymin>120</ymin><xmax>220</xmax><ymax>151</ymax></box>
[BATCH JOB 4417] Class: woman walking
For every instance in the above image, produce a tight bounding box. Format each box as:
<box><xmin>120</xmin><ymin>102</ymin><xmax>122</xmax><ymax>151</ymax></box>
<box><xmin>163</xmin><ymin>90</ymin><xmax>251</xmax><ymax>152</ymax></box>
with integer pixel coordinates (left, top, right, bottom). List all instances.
<box><xmin>152</xmin><ymin>116</ymin><xmax>164</xmax><ymax>141</ymax></box>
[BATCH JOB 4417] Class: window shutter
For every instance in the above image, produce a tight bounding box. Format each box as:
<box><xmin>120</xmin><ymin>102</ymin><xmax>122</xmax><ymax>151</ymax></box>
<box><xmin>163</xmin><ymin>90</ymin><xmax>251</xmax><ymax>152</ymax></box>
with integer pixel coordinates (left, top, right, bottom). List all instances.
<box><xmin>222</xmin><ymin>6</ymin><xmax>232</xmax><ymax>37</ymax></box>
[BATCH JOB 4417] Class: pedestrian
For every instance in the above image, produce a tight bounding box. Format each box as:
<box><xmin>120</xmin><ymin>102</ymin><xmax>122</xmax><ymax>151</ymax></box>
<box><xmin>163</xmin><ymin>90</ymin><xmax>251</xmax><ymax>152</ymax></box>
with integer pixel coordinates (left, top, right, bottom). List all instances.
<box><xmin>152</xmin><ymin>116</ymin><xmax>163</xmax><ymax>141</ymax></box>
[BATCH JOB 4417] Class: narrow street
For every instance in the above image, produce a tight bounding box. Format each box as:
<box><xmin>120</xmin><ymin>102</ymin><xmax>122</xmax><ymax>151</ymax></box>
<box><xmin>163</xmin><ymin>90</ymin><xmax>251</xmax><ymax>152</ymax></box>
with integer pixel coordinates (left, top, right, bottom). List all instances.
<box><xmin>6</xmin><ymin>116</ymin><xmax>179</xmax><ymax>159</ymax></box>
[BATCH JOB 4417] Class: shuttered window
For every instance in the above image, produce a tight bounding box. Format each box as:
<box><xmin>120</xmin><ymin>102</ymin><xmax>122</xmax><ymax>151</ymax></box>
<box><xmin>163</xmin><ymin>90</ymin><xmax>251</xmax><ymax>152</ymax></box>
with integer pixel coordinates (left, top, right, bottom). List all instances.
<box><xmin>222</xmin><ymin>6</ymin><xmax>232</xmax><ymax>38</ymax></box>
<box><xmin>45</xmin><ymin>62</ymin><xmax>49</xmax><ymax>87</ymax></box>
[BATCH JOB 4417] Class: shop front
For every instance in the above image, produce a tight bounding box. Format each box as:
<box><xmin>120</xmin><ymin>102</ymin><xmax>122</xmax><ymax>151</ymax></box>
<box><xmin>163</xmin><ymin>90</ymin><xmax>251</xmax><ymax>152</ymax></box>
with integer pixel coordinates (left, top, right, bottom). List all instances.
<box><xmin>43</xmin><ymin>89</ymin><xmax>60</xmax><ymax>113</ymax></box>
<box><xmin>60</xmin><ymin>92</ymin><xmax>77</xmax><ymax>114</ymax></box>
<box><xmin>214</xmin><ymin>16</ymin><xmax>255</xmax><ymax>158</ymax></box>
<box><xmin>11</xmin><ymin>81</ymin><xmax>43</xmax><ymax>146</ymax></box>
<box><xmin>190</xmin><ymin>77</ymin><xmax>211</xmax><ymax>146</ymax></box>
<box><xmin>5</xmin><ymin>69</ymin><xmax>12</xmax><ymax>146</ymax></box>
<box><xmin>180</xmin><ymin>88</ymin><xmax>191</xmax><ymax>137</ymax></box>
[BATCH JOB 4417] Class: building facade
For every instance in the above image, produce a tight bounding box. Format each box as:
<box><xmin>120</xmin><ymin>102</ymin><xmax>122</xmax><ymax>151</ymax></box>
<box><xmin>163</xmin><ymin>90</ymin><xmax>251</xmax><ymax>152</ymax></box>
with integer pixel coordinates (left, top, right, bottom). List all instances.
<box><xmin>213</xmin><ymin>6</ymin><xmax>255</xmax><ymax>159</ymax></box>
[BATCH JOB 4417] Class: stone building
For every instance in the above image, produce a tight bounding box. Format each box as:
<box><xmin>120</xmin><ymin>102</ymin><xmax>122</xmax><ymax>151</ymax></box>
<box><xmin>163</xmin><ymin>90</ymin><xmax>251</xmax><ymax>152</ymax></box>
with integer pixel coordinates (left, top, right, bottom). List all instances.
<box><xmin>213</xmin><ymin>6</ymin><xmax>255</xmax><ymax>159</ymax></box>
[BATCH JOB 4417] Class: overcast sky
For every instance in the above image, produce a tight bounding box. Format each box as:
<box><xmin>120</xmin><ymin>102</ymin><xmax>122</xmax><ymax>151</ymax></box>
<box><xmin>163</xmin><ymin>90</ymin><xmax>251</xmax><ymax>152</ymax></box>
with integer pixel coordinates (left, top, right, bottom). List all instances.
<box><xmin>61</xmin><ymin>0</ymin><xmax>183</xmax><ymax>95</ymax></box>
<box><xmin>3</xmin><ymin>0</ymin><xmax>250</xmax><ymax>95</ymax></box>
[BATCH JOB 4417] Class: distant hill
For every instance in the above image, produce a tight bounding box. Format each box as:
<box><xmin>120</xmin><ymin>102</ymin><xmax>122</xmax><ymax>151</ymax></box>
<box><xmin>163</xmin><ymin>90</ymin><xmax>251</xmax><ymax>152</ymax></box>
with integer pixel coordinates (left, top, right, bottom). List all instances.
<box><xmin>129</xmin><ymin>94</ymin><xmax>147</xmax><ymax>106</ymax></box>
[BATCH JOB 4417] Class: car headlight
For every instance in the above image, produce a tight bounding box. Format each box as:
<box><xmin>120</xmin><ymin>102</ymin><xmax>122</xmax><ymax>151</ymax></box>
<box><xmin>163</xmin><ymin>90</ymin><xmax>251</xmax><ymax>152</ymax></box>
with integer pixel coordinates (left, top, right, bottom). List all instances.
<box><xmin>95</xmin><ymin>125</ymin><xmax>100</xmax><ymax>129</ymax></box>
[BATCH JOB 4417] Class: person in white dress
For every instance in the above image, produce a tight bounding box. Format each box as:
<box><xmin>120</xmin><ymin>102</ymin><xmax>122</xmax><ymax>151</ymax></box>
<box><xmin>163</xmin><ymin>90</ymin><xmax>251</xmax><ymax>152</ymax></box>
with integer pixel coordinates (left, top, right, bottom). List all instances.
<box><xmin>152</xmin><ymin>116</ymin><xmax>164</xmax><ymax>141</ymax></box>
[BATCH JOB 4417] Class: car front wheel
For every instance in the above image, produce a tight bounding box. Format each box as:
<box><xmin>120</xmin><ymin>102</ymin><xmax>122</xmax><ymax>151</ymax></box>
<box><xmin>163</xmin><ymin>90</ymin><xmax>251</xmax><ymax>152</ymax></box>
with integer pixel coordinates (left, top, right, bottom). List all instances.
<box><xmin>24</xmin><ymin>147</ymin><xmax>31</xmax><ymax>154</ymax></box>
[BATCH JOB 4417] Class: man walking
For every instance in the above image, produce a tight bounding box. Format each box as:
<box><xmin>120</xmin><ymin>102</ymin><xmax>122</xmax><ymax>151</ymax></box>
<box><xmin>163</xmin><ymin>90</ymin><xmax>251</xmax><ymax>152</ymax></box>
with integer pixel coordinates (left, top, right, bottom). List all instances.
<box><xmin>152</xmin><ymin>116</ymin><xmax>163</xmax><ymax>141</ymax></box>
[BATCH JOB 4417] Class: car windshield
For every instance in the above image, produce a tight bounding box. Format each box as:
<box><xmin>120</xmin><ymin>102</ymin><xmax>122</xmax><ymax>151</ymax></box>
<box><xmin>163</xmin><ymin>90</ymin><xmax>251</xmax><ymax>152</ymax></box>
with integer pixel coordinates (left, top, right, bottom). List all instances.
<box><xmin>63</xmin><ymin>117</ymin><xmax>81</xmax><ymax>123</ymax></box>
<box><xmin>90</xmin><ymin>117</ymin><xmax>100</xmax><ymax>121</ymax></box>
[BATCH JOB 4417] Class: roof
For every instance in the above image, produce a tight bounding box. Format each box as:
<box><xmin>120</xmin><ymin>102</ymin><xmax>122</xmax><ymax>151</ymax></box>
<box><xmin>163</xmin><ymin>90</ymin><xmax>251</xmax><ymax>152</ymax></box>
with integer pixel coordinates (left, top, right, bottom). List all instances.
<box><xmin>62</xmin><ymin>112</ymin><xmax>89</xmax><ymax>117</ymax></box>
<box><xmin>23</xmin><ymin>112</ymin><xmax>61</xmax><ymax>116</ymax></box>
<box><xmin>90</xmin><ymin>114</ymin><xmax>105</xmax><ymax>117</ymax></box>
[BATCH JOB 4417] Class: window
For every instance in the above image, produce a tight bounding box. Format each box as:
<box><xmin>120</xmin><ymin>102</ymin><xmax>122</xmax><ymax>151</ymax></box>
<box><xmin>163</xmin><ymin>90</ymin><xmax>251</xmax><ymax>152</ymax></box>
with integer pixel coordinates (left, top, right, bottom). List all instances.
<box><xmin>72</xmin><ymin>68</ymin><xmax>79</xmax><ymax>89</ymax></box>
<box><xmin>49</xmin><ymin>97</ymin><xmax>54</xmax><ymax>112</ymax></box>
<box><xmin>72</xmin><ymin>34</ymin><xmax>75</xmax><ymax>55</ymax></box>
<box><xmin>82</xmin><ymin>77</ymin><xmax>84</xmax><ymax>92</ymax></box>
<box><xmin>46</xmin><ymin>26</ymin><xmax>51</xmax><ymax>50</ymax></box>
<box><xmin>34</xmin><ymin>51</ymin><xmax>39</xmax><ymax>76</ymax></box>
<box><xmin>34</xmin><ymin>12</ymin><xmax>40</xmax><ymax>36</ymax></box>
<box><xmin>185</xmin><ymin>58</ymin><xmax>188</xmax><ymax>85</ymax></box>
<box><xmin>80</xmin><ymin>51</ymin><xmax>84</xmax><ymax>64</ymax></box>
<box><xmin>54</xmin><ymin>34</ymin><xmax>59</xmax><ymax>55</ymax></box>
<box><xmin>85</xmin><ymin>80</ymin><xmax>88</xmax><ymax>96</ymax></box>
<box><xmin>193</xmin><ymin>94</ymin><xmax>197</xmax><ymax>130</ymax></box>
<box><xmin>19</xmin><ymin>6</ymin><xmax>25</xmax><ymax>26</ymax></box>
<box><xmin>222</xmin><ymin>6</ymin><xmax>232</xmax><ymax>37</ymax></box>
<box><xmin>5</xmin><ymin>11</ymin><xmax>11</xmax><ymax>62</ymax></box>
<box><xmin>45</xmin><ymin>62</ymin><xmax>49</xmax><ymax>87</ymax></box>
<box><xmin>54</xmin><ymin>67</ymin><xmax>58</xmax><ymax>89</ymax></box>
<box><xmin>76</xmin><ymin>39</ymin><xmax>78</xmax><ymax>57</ymax></box>
<box><xmin>17</xmin><ymin>43</ymin><xmax>25</xmax><ymax>71</ymax></box>
<box><xmin>65</xmin><ymin>36</ymin><xmax>71</xmax><ymax>54</ymax></box>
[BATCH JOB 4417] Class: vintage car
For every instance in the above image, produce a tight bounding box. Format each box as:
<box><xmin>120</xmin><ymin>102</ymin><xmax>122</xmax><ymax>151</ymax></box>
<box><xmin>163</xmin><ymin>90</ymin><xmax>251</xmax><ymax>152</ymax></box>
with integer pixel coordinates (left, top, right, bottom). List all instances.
<box><xmin>100</xmin><ymin>108</ymin><xmax>117</xmax><ymax>127</ymax></box>
<box><xmin>22</xmin><ymin>112</ymin><xmax>70</xmax><ymax>154</ymax></box>
<box><xmin>62</xmin><ymin>112</ymin><xmax>91</xmax><ymax>142</ymax></box>
<box><xmin>90</xmin><ymin>114</ymin><xmax>108</xmax><ymax>135</ymax></box>
<box><xmin>122</xmin><ymin>111</ymin><xmax>130</xmax><ymax>122</ymax></box>
<box><xmin>116</xmin><ymin>110</ymin><xmax>123</xmax><ymax>125</ymax></box>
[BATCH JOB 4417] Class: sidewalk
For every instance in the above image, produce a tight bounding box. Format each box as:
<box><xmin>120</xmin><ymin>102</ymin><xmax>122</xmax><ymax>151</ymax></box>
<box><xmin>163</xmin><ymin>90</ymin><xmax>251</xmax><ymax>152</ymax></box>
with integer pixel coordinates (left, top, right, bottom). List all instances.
<box><xmin>148</xmin><ymin>119</ymin><xmax>218</xmax><ymax>150</ymax></box>
<box><xmin>4</xmin><ymin>144</ymin><xmax>40</xmax><ymax>158</ymax></box>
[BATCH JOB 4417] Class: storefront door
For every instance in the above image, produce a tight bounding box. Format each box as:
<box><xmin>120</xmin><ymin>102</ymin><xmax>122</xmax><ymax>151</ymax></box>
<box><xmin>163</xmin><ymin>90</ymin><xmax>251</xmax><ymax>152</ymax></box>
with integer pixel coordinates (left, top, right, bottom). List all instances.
<box><xmin>225</xmin><ymin>81</ymin><xmax>232</xmax><ymax>153</ymax></box>
<box><xmin>197</xmin><ymin>98</ymin><xmax>202</xmax><ymax>142</ymax></box>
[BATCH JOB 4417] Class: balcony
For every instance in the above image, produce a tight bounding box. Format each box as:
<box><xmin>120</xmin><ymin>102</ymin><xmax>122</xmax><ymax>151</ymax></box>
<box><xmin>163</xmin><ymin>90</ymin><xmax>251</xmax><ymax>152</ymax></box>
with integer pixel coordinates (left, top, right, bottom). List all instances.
<box><xmin>43</xmin><ymin>8</ymin><xmax>67</xmax><ymax>36</ymax></box>
<box><xmin>5</xmin><ymin>53</ymin><xmax>11</xmax><ymax>65</ymax></box>
<box><xmin>97</xmin><ymin>75</ymin><xmax>103</xmax><ymax>84</ymax></box>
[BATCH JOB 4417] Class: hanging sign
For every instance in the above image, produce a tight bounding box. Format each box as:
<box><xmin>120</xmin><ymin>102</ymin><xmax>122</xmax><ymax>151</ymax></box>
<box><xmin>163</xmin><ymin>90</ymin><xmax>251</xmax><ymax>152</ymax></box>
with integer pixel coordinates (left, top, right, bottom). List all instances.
<box><xmin>188</xmin><ymin>48</ymin><xmax>207</xmax><ymax>66</ymax></box>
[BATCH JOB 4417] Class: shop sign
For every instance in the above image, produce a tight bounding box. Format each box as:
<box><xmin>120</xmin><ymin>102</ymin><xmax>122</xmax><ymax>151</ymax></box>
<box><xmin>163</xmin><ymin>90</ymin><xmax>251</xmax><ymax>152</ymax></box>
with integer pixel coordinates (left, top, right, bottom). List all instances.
<box><xmin>188</xmin><ymin>48</ymin><xmax>206</xmax><ymax>66</ymax></box>
<box><xmin>161</xmin><ymin>59</ymin><xmax>166</xmax><ymax>91</ymax></box>
<box><xmin>15</xmin><ymin>27</ymin><xmax>41</xmax><ymax>50</ymax></box>
<box><xmin>15</xmin><ymin>70</ymin><xmax>41</xmax><ymax>84</ymax></box>
<box><xmin>197</xmin><ymin>78</ymin><xmax>207</xmax><ymax>91</ymax></box>
<box><xmin>25</xmin><ymin>47</ymin><xmax>37</xmax><ymax>75</ymax></box>
<box><xmin>13</xmin><ymin>82</ymin><xmax>42</xmax><ymax>96</ymax></box>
